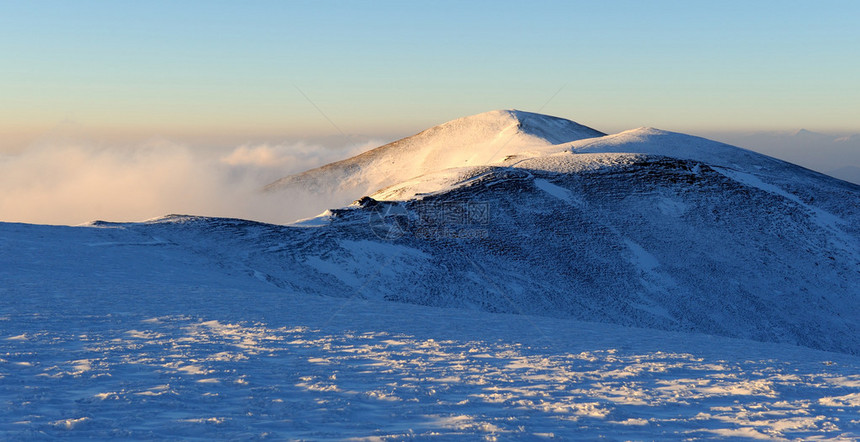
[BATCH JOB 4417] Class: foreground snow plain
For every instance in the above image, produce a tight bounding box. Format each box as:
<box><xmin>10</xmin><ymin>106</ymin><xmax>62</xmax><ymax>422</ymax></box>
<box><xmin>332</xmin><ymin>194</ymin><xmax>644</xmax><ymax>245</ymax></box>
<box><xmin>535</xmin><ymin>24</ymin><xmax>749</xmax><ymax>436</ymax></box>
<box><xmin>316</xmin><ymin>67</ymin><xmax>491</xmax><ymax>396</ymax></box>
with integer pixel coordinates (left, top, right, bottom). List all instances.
<box><xmin>2</xmin><ymin>223</ymin><xmax>859</xmax><ymax>440</ymax></box>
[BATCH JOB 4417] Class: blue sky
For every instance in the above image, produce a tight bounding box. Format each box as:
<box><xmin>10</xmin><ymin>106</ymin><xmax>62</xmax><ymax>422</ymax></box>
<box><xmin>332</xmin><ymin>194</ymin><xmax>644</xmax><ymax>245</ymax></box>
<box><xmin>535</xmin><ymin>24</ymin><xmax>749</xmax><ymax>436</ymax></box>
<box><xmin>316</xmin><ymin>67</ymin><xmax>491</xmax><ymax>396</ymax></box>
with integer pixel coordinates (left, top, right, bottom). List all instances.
<box><xmin>2</xmin><ymin>0</ymin><xmax>859</xmax><ymax>144</ymax></box>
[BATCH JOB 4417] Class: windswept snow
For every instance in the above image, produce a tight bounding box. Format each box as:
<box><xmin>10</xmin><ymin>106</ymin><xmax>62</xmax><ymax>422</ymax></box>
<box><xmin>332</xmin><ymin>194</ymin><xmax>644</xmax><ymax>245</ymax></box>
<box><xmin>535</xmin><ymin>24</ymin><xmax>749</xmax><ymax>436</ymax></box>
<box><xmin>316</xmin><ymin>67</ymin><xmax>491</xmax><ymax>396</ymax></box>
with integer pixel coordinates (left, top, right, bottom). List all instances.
<box><xmin>568</xmin><ymin>127</ymin><xmax>768</xmax><ymax>170</ymax></box>
<box><xmin>265</xmin><ymin>110</ymin><xmax>604</xmax><ymax>211</ymax></box>
<box><xmin>533</xmin><ymin>178</ymin><xmax>585</xmax><ymax>208</ymax></box>
<box><xmin>2</xmin><ymin>110</ymin><xmax>859</xmax><ymax>438</ymax></box>
<box><xmin>2</xmin><ymin>281</ymin><xmax>860</xmax><ymax>439</ymax></box>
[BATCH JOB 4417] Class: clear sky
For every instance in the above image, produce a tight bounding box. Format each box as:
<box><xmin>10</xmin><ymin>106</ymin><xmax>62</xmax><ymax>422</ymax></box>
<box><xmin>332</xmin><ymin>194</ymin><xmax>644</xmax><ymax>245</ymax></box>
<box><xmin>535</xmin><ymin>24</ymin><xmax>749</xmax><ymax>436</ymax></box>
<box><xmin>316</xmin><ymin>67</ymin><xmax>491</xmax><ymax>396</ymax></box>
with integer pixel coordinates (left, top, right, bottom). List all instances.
<box><xmin>2</xmin><ymin>0</ymin><xmax>859</xmax><ymax>147</ymax></box>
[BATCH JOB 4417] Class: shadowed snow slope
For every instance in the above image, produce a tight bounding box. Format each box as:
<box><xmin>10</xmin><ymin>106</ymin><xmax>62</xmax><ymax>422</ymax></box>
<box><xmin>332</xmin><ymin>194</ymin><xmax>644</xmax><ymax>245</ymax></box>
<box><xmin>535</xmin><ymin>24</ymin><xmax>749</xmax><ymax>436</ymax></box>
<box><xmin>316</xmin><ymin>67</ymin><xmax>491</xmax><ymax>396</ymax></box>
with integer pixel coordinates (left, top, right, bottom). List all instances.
<box><xmin>264</xmin><ymin>109</ymin><xmax>604</xmax><ymax>202</ymax></box>
<box><xmin>3</xmin><ymin>111</ymin><xmax>859</xmax><ymax>357</ymax></box>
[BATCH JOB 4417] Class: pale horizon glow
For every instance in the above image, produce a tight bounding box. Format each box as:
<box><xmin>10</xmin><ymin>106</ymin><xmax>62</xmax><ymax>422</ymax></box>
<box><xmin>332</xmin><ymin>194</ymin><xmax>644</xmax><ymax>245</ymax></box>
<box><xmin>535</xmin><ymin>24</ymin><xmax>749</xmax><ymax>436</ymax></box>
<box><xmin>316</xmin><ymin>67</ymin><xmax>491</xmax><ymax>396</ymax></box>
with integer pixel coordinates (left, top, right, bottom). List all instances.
<box><xmin>2</xmin><ymin>0</ymin><xmax>860</xmax><ymax>145</ymax></box>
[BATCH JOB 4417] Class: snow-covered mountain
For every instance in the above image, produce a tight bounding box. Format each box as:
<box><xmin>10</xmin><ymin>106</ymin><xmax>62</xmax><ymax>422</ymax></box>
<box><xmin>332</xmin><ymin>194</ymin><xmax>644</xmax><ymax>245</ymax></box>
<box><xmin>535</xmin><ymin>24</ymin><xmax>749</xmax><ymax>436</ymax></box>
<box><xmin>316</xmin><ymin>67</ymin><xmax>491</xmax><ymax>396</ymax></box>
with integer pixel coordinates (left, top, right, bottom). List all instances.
<box><xmin>705</xmin><ymin>128</ymin><xmax>860</xmax><ymax>185</ymax></box>
<box><xmin>5</xmin><ymin>221</ymin><xmax>860</xmax><ymax>438</ymax></box>
<box><xmin>11</xmin><ymin>110</ymin><xmax>859</xmax><ymax>352</ymax></box>
<box><xmin>3</xmin><ymin>109</ymin><xmax>859</xmax><ymax>438</ymax></box>
<box><xmin>274</xmin><ymin>111</ymin><xmax>860</xmax><ymax>354</ymax></box>
<box><xmin>828</xmin><ymin>165</ymin><xmax>860</xmax><ymax>185</ymax></box>
<box><xmin>264</xmin><ymin>110</ymin><xmax>604</xmax><ymax>203</ymax></box>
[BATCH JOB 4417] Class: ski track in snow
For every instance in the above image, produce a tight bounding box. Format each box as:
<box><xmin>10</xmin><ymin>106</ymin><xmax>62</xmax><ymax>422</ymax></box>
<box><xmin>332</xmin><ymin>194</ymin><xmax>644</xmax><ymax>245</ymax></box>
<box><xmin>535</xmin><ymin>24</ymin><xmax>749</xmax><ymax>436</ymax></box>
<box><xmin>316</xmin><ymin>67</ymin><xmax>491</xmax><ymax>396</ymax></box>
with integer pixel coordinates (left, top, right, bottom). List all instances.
<box><xmin>2</xmin><ymin>297</ymin><xmax>859</xmax><ymax>440</ymax></box>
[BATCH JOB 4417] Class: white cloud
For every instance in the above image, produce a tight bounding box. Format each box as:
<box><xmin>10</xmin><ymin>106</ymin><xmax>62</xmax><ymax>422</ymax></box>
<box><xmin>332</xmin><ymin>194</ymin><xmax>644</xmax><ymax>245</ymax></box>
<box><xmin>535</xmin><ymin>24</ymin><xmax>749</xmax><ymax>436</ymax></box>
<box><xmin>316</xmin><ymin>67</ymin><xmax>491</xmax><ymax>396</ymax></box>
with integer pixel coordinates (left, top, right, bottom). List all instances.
<box><xmin>0</xmin><ymin>138</ymin><xmax>381</xmax><ymax>226</ymax></box>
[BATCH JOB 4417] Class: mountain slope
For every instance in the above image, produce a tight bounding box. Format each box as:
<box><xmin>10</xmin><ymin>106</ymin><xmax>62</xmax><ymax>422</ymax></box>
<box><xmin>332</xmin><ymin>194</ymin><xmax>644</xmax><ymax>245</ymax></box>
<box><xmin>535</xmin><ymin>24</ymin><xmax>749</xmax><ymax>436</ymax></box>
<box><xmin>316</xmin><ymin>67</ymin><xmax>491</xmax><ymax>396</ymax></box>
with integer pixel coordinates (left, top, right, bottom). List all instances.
<box><xmin>17</xmin><ymin>135</ymin><xmax>855</xmax><ymax>353</ymax></box>
<box><xmin>829</xmin><ymin>165</ymin><xmax>860</xmax><ymax>184</ymax></box>
<box><xmin>704</xmin><ymin>129</ymin><xmax>860</xmax><ymax>185</ymax></box>
<box><xmin>0</xmin><ymin>221</ymin><xmax>860</xmax><ymax>440</ymax></box>
<box><xmin>3</xmin><ymin>225</ymin><xmax>860</xmax><ymax>439</ymax></box>
<box><xmin>4</xmin><ymin>110</ymin><xmax>860</xmax><ymax>439</ymax></box>
<box><xmin>4</xmin><ymin>111</ymin><xmax>858</xmax><ymax>356</ymax></box>
<box><xmin>310</xmin><ymin>145</ymin><xmax>859</xmax><ymax>353</ymax></box>
<box><xmin>264</xmin><ymin>110</ymin><xmax>604</xmax><ymax>202</ymax></box>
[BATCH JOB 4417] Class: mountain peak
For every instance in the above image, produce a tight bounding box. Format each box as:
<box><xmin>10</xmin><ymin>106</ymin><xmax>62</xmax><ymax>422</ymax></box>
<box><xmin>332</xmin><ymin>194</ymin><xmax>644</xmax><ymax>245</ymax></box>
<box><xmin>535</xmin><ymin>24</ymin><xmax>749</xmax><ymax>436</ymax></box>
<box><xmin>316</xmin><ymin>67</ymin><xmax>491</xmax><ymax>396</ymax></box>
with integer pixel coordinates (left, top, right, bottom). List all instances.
<box><xmin>792</xmin><ymin>128</ymin><xmax>828</xmax><ymax>137</ymax></box>
<box><xmin>411</xmin><ymin>109</ymin><xmax>605</xmax><ymax>146</ymax></box>
<box><xmin>264</xmin><ymin>110</ymin><xmax>605</xmax><ymax>208</ymax></box>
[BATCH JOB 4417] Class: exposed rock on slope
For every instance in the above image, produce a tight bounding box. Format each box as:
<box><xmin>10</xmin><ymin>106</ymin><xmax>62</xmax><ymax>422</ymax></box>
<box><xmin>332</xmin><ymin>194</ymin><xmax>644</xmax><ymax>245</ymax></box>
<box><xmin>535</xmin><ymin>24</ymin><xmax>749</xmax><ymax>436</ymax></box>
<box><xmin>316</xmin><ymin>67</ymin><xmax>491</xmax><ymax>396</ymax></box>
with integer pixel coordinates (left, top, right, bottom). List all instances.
<box><xmin>9</xmin><ymin>110</ymin><xmax>860</xmax><ymax>354</ymax></box>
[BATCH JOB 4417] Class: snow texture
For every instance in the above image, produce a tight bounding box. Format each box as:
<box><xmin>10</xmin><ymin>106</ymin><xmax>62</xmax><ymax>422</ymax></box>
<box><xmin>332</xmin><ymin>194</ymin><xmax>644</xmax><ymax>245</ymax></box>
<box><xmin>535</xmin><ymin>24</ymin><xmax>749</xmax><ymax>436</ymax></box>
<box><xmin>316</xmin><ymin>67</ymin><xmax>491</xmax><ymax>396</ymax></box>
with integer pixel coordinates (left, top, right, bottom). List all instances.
<box><xmin>265</xmin><ymin>110</ymin><xmax>604</xmax><ymax>205</ymax></box>
<box><xmin>2</xmin><ymin>251</ymin><xmax>860</xmax><ymax>439</ymax></box>
<box><xmin>2</xmin><ymin>109</ymin><xmax>859</xmax><ymax>438</ymax></box>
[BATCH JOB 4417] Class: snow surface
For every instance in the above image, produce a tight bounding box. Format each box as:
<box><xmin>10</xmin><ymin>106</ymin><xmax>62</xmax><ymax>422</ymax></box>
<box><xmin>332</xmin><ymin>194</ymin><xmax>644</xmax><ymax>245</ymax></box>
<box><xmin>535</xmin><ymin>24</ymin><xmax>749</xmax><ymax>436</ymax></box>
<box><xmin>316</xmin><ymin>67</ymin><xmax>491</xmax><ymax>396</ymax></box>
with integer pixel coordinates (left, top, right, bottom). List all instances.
<box><xmin>2</xmin><ymin>224</ymin><xmax>859</xmax><ymax>439</ymax></box>
<box><xmin>264</xmin><ymin>110</ymin><xmax>604</xmax><ymax>215</ymax></box>
<box><xmin>331</xmin><ymin>127</ymin><xmax>859</xmax><ymax>355</ymax></box>
<box><xmin>3</xmin><ymin>110</ymin><xmax>859</xmax><ymax>438</ymax></box>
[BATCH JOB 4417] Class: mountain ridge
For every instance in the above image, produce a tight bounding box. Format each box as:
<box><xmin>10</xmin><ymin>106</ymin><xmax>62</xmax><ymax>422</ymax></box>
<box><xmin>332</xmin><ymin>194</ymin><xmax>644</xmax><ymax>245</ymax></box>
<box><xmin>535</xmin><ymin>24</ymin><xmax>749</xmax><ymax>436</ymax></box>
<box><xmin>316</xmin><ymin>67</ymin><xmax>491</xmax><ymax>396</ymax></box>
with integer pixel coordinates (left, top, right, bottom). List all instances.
<box><xmin>264</xmin><ymin>109</ymin><xmax>605</xmax><ymax>200</ymax></box>
<box><xmin>5</xmin><ymin>110</ymin><xmax>859</xmax><ymax>355</ymax></box>
<box><xmin>255</xmin><ymin>111</ymin><xmax>860</xmax><ymax>353</ymax></box>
